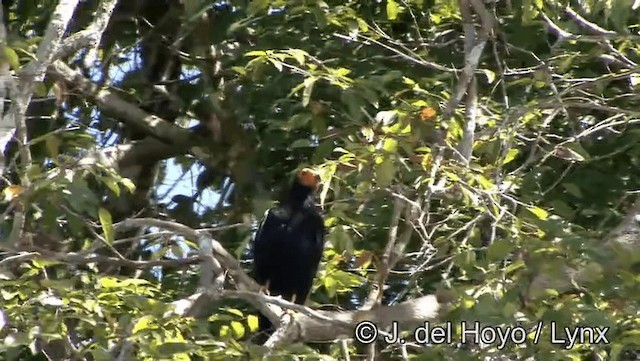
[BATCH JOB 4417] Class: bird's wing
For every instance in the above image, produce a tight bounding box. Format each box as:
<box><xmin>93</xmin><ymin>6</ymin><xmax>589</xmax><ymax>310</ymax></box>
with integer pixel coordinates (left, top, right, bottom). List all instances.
<box><xmin>307</xmin><ymin>214</ymin><xmax>326</xmax><ymax>283</ymax></box>
<box><xmin>252</xmin><ymin>208</ymin><xmax>277</xmax><ymax>285</ymax></box>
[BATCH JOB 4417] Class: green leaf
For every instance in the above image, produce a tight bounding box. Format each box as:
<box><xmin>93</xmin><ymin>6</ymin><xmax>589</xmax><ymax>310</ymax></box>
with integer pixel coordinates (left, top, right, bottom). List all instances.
<box><xmin>156</xmin><ymin>342</ymin><xmax>194</xmax><ymax>356</ymax></box>
<box><xmin>99</xmin><ymin>277</ymin><xmax>120</xmax><ymax>288</ymax></box>
<box><xmin>98</xmin><ymin>207</ymin><xmax>114</xmax><ymax>244</ymax></box>
<box><xmin>329</xmin><ymin>225</ymin><xmax>353</xmax><ymax>254</ymax></box>
<box><xmin>386</xmin><ymin>0</ymin><xmax>400</xmax><ymax>20</ymax></box>
<box><xmin>230</xmin><ymin>321</ymin><xmax>245</xmax><ymax>338</ymax></box>
<box><xmin>266</xmin><ymin>58</ymin><xmax>283</xmax><ymax>72</ymax></box>
<box><xmin>480</xmin><ymin>69</ymin><xmax>496</xmax><ymax>84</ymax></box>
<box><xmin>103</xmin><ymin>176</ymin><xmax>120</xmax><ymax>197</ymax></box>
<box><xmin>291</xmin><ymin>139</ymin><xmax>312</xmax><ymax>148</ymax></box>
<box><xmin>45</xmin><ymin>134</ymin><xmax>61</xmax><ymax>157</ymax></box>
<box><xmin>247</xmin><ymin>315</ymin><xmax>259</xmax><ymax>332</ymax></box>
<box><xmin>119</xmin><ymin>178</ymin><xmax>136</xmax><ymax>193</ymax></box>
<box><xmin>247</xmin><ymin>0</ymin><xmax>270</xmax><ymax>15</ymax></box>
<box><xmin>375</xmin><ymin>157</ymin><xmax>395</xmax><ymax>188</ymax></box>
<box><xmin>382</xmin><ymin>138</ymin><xmax>398</xmax><ymax>152</ymax></box>
<box><xmin>487</xmin><ymin>239</ymin><xmax>514</xmax><ymax>260</ymax></box>
<box><xmin>302</xmin><ymin>77</ymin><xmax>317</xmax><ymax>107</ymax></box>
<box><xmin>502</xmin><ymin>148</ymin><xmax>519</xmax><ymax>165</ymax></box>
<box><xmin>0</xmin><ymin>45</ymin><xmax>20</xmax><ymax>70</ymax></box>
<box><xmin>527</xmin><ymin>206</ymin><xmax>549</xmax><ymax>220</ymax></box>
<box><xmin>131</xmin><ymin>315</ymin><xmax>155</xmax><ymax>334</ymax></box>
<box><xmin>287</xmin><ymin>49</ymin><xmax>306</xmax><ymax>65</ymax></box>
<box><xmin>562</xmin><ymin>183</ymin><xmax>583</xmax><ymax>198</ymax></box>
<box><xmin>323</xmin><ymin>276</ymin><xmax>338</xmax><ymax>298</ymax></box>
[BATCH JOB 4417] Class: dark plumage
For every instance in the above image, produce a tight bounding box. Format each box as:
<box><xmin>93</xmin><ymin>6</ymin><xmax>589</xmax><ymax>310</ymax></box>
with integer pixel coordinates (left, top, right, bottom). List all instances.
<box><xmin>251</xmin><ymin>168</ymin><xmax>325</xmax><ymax>339</ymax></box>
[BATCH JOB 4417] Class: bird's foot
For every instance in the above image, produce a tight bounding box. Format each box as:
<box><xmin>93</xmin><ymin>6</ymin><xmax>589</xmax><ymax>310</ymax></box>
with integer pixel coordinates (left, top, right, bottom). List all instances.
<box><xmin>258</xmin><ymin>285</ymin><xmax>271</xmax><ymax>296</ymax></box>
<box><xmin>289</xmin><ymin>294</ymin><xmax>297</xmax><ymax>304</ymax></box>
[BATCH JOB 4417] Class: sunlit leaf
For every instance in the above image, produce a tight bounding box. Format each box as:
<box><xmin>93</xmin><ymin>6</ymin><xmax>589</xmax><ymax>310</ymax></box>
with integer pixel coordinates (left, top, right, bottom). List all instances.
<box><xmin>247</xmin><ymin>315</ymin><xmax>259</xmax><ymax>332</ymax></box>
<box><xmin>131</xmin><ymin>315</ymin><xmax>155</xmax><ymax>334</ymax></box>
<box><xmin>502</xmin><ymin>149</ymin><xmax>519</xmax><ymax>165</ymax></box>
<box><xmin>527</xmin><ymin>206</ymin><xmax>549</xmax><ymax>220</ymax></box>
<box><xmin>230</xmin><ymin>321</ymin><xmax>245</xmax><ymax>338</ymax></box>
<box><xmin>98</xmin><ymin>207</ymin><xmax>114</xmax><ymax>244</ymax></box>
<box><xmin>382</xmin><ymin>138</ymin><xmax>398</xmax><ymax>153</ymax></box>
<box><xmin>386</xmin><ymin>0</ymin><xmax>400</xmax><ymax>20</ymax></box>
<box><xmin>302</xmin><ymin>77</ymin><xmax>317</xmax><ymax>107</ymax></box>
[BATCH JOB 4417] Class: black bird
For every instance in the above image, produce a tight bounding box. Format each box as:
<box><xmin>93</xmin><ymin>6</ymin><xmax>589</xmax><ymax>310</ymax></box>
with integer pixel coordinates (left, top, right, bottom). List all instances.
<box><xmin>251</xmin><ymin>168</ymin><xmax>326</xmax><ymax>338</ymax></box>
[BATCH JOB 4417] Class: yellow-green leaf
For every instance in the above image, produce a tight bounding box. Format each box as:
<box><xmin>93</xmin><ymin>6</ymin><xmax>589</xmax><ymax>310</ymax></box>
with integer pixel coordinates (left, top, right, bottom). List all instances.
<box><xmin>219</xmin><ymin>325</ymin><xmax>230</xmax><ymax>337</ymax></box>
<box><xmin>480</xmin><ymin>69</ymin><xmax>496</xmax><ymax>84</ymax></box>
<box><xmin>287</xmin><ymin>49</ymin><xmax>306</xmax><ymax>65</ymax></box>
<box><xmin>386</xmin><ymin>0</ymin><xmax>400</xmax><ymax>20</ymax></box>
<box><xmin>382</xmin><ymin>138</ymin><xmax>398</xmax><ymax>153</ymax></box>
<box><xmin>375</xmin><ymin>157</ymin><xmax>395</xmax><ymax>188</ymax></box>
<box><xmin>119</xmin><ymin>178</ymin><xmax>136</xmax><ymax>193</ymax></box>
<box><xmin>226</xmin><ymin>308</ymin><xmax>244</xmax><ymax>317</ymax></box>
<box><xmin>98</xmin><ymin>207</ymin><xmax>114</xmax><ymax>244</ymax></box>
<box><xmin>132</xmin><ymin>315</ymin><xmax>155</xmax><ymax>334</ymax></box>
<box><xmin>247</xmin><ymin>315</ymin><xmax>259</xmax><ymax>332</ymax></box>
<box><xmin>1</xmin><ymin>45</ymin><xmax>20</xmax><ymax>71</ymax></box>
<box><xmin>245</xmin><ymin>51</ymin><xmax>267</xmax><ymax>57</ymax></box>
<box><xmin>99</xmin><ymin>277</ymin><xmax>120</xmax><ymax>288</ymax></box>
<box><xmin>230</xmin><ymin>321</ymin><xmax>245</xmax><ymax>338</ymax></box>
<box><xmin>475</xmin><ymin>175</ymin><xmax>494</xmax><ymax>190</ymax></box>
<box><xmin>302</xmin><ymin>77</ymin><xmax>317</xmax><ymax>107</ymax></box>
<box><xmin>103</xmin><ymin>177</ymin><xmax>120</xmax><ymax>197</ymax></box>
<box><xmin>502</xmin><ymin>148</ymin><xmax>519</xmax><ymax>165</ymax></box>
<box><xmin>528</xmin><ymin>206</ymin><xmax>549</xmax><ymax>220</ymax></box>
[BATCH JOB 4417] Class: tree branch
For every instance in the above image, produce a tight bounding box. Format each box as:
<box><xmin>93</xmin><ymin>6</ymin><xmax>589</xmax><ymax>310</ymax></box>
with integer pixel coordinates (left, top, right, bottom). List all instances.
<box><xmin>48</xmin><ymin>61</ymin><xmax>193</xmax><ymax>144</ymax></box>
<box><xmin>4</xmin><ymin>0</ymin><xmax>81</xmax><ymax>247</ymax></box>
<box><xmin>112</xmin><ymin>218</ymin><xmax>451</xmax><ymax>347</ymax></box>
<box><xmin>54</xmin><ymin>0</ymin><xmax>120</xmax><ymax>60</ymax></box>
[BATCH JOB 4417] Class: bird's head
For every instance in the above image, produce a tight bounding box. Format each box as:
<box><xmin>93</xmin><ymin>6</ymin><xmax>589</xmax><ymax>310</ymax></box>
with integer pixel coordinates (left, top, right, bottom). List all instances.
<box><xmin>296</xmin><ymin>168</ymin><xmax>321</xmax><ymax>189</ymax></box>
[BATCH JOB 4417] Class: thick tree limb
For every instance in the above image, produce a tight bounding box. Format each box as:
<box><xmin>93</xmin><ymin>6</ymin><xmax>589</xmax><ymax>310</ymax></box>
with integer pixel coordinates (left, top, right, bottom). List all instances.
<box><xmin>48</xmin><ymin>61</ymin><xmax>193</xmax><ymax>144</ymax></box>
<box><xmin>78</xmin><ymin>138</ymin><xmax>187</xmax><ymax>170</ymax></box>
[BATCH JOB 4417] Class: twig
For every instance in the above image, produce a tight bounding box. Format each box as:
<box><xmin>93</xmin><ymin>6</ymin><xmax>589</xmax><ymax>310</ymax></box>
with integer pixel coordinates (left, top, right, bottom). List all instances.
<box><xmin>11</xmin><ymin>245</ymin><xmax>199</xmax><ymax>269</ymax></box>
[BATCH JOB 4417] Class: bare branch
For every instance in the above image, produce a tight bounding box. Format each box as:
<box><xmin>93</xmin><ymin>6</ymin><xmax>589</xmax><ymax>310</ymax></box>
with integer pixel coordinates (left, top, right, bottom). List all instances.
<box><xmin>11</xmin><ymin>244</ymin><xmax>199</xmax><ymax>269</ymax></box>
